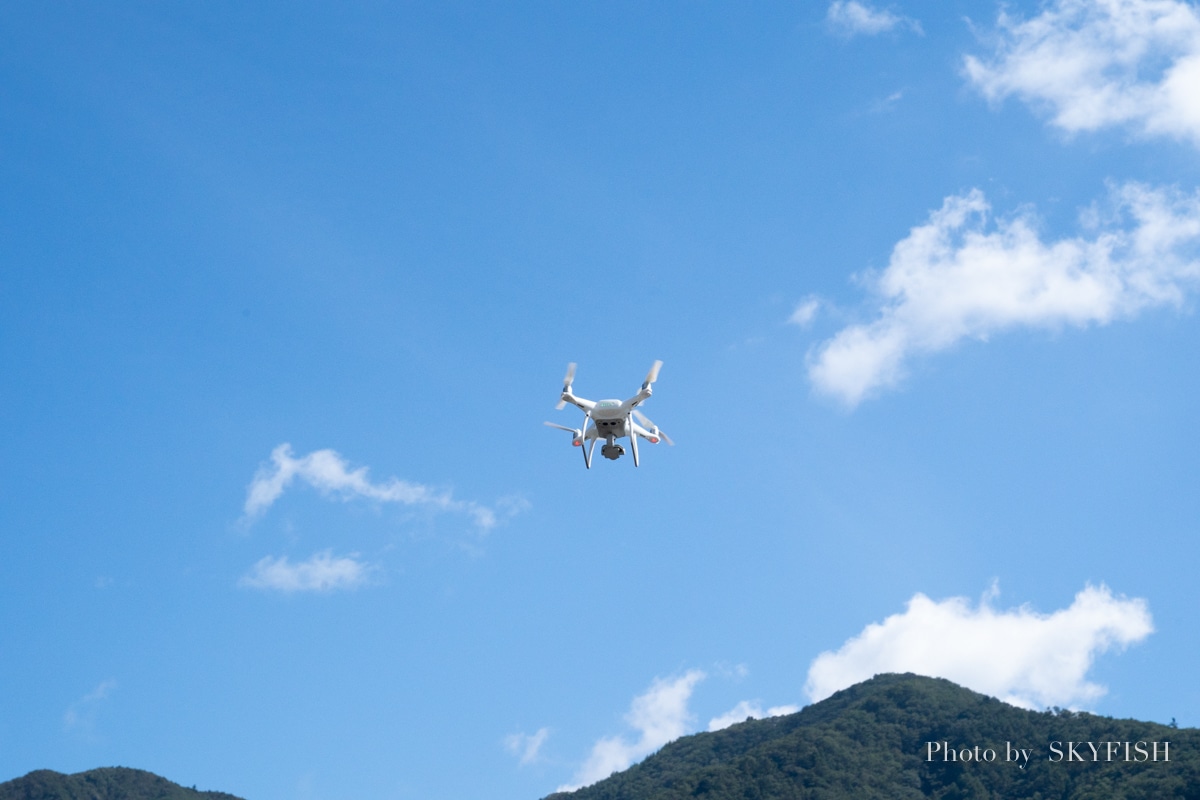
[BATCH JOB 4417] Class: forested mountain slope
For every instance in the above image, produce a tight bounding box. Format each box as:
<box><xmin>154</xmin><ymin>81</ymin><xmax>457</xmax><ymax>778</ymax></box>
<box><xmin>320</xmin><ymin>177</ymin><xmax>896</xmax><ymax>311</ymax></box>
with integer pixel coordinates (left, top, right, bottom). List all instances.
<box><xmin>548</xmin><ymin>673</ymin><xmax>1199</xmax><ymax>800</ymax></box>
<box><xmin>0</xmin><ymin>767</ymin><xmax>244</xmax><ymax>800</ymax></box>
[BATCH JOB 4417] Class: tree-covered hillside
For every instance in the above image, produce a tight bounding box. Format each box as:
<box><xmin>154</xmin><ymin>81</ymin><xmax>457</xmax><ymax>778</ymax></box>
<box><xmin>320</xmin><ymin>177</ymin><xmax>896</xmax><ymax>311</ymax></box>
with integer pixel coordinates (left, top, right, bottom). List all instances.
<box><xmin>0</xmin><ymin>767</ymin><xmax>244</xmax><ymax>800</ymax></box>
<box><xmin>547</xmin><ymin>673</ymin><xmax>1199</xmax><ymax>800</ymax></box>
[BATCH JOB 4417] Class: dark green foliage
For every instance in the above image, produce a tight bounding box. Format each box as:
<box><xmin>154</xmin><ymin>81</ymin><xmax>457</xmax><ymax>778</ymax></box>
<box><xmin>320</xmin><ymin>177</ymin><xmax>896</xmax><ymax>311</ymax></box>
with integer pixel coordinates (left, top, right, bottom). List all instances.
<box><xmin>0</xmin><ymin>767</ymin><xmax>245</xmax><ymax>800</ymax></box>
<box><xmin>546</xmin><ymin>673</ymin><xmax>1200</xmax><ymax>800</ymax></box>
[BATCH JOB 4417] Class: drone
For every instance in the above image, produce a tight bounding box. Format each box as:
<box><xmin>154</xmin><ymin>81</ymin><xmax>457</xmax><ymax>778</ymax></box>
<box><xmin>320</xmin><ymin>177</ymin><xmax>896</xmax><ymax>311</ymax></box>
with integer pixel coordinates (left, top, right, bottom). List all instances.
<box><xmin>544</xmin><ymin>361</ymin><xmax>674</xmax><ymax>468</ymax></box>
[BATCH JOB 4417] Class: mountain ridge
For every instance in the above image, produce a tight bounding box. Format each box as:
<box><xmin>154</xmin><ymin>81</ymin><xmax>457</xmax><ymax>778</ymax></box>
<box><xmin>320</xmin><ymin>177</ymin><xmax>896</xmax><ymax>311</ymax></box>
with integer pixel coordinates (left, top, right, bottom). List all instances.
<box><xmin>0</xmin><ymin>766</ymin><xmax>244</xmax><ymax>800</ymax></box>
<box><xmin>547</xmin><ymin>672</ymin><xmax>1199</xmax><ymax>799</ymax></box>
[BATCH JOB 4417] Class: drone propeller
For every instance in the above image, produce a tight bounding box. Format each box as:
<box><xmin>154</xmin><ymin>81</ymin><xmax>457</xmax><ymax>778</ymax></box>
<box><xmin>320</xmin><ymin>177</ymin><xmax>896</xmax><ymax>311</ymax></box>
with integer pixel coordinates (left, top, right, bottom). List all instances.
<box><xmin>543</xmin><ymin>421</ymin><xmax>583</xmax><ymax>444</ymax></box>
<box><xmin>632</xmin><ymin>409</ymin><xmax>674</xmax><ymax>446</ymax></box>
<box><xmin>641</xmin><ymin>360</ymin><xmax>662</xmax><ymax>390</ymax></box>
<box><xmin>554</xmin><ymin>362</ymin><xmax>577</xmax><ymax>410</ymax></box>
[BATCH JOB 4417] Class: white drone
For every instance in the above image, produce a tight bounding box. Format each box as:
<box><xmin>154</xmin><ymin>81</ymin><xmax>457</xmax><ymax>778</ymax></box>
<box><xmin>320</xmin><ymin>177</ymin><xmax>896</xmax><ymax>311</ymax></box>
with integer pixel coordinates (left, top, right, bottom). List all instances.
<box><xmin>544</xmin><ymin>361</ymin><xmax>674</xmax><ymax>468</ymax></box>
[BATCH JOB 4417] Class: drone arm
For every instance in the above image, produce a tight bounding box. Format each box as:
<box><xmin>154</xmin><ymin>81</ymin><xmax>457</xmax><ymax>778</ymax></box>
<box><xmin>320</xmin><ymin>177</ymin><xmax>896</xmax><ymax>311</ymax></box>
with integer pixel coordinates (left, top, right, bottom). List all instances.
<box><xmin>630</xmin><ymin>420</ymin><xmax>654</xmax><ymax>440</ymax></box>
<box><xmin>623</xmin><ymin>385</ymin><xmax>652</xmax><ymax>408</ymax></box>
<box><xmin>623</xmin><ymin>360</ymin><xmax>662</xmax><ymax>408</ymax></box>
<box><xmin>560</xmin><ymin>391</ymin><xmax>596</xmax><ymax>413</ymax></box>
<box><xmin>631</xmin><ymin>410</ymin><xmax>673</xmax><ymax>446</ymax></box>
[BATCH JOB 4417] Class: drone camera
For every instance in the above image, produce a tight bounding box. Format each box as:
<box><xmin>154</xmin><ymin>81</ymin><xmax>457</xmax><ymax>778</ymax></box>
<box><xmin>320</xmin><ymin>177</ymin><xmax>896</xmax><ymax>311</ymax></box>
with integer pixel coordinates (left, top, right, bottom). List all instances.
<box><xmin>601</xmin><ymin>443</ymin><xmax>625</xmax><ymax>460</ymax></box>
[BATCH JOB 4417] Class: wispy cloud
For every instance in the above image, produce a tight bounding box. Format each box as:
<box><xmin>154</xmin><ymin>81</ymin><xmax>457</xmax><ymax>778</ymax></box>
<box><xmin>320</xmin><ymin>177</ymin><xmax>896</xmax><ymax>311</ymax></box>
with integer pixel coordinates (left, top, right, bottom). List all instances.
<box><xmin>707</xmin><ymin>700</ymin><xmax>800</xmax><ymax>732</ymax></box>
<box><xmin>788</xmin><ymin>296</ymin><xmax>821</xmax><ymax>327</ymax></box>
<box><xmin>808</xmin><ymin>182</ymin><xmax>1200</xmax><ymax>405</ymax></box>
<box><xmin>239</xmin><ymin>550</ymin><xmax>373</xmax><ymax>593</ymax></box>
<box><xmin>712</xmin><ymin>661</ymin><xmax>750</xmax><ymax>681</ymax></box>
<box><xmin>504</xmin><ymin>727</ymin><xmax>550</xmax><ymax>766</ymax></box>
<box><xmin>64</xmin><ymin>678</ymin><xmax>118</xmax><ymax>737</ymax></box>
<box><xmin>243</xmin><ymin>443</ymin><xmax>506</xmax><ymax>531</ymax></box>
<box><xmin>805</xmin><ymin>583</ymin><xmax>1153</xmax><ymax>709</ymax></box>
<box><xmin>826</xmin><ymin>1</ymin><xmax>922</xmax><ymax>37</ymax></box>
<box><xmin>869</xmin><ymin>89</ymin><xmax>907</xmax><ymax>114</ymax></box>
<box><xmin>964</xmin><ymin>0</ymin><xmax>1200</xmax><ymax>147</ymax></box>
<box><xmin>559</xmin><ymin>670</ymin><xmax>706</xmax><ymax>792</ymax></box>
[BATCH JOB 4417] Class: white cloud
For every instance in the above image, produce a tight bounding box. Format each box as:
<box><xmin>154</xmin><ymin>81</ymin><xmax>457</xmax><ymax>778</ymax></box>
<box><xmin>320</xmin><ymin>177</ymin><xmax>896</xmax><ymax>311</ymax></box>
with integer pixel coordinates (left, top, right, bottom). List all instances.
<box><xmin>559</xmin><ymin>670</ymin><xmax>706</xmax><ymax>792</ymax></box>
<box><xmin>504</xmin><ymin>727</ymin><xmax>550</xmax><ymax>766</ymax></box>
<box><xmin>964</xmin><ymin>0</ymin><xmax>1200</xmax><ymax>146</ymax></box>
<box><xmin>870</xmin><ymin>89</ymin><xmax>907</xmax><ymax>114</ymax></box>
<box><xmin>827</xmin><ymin>1</ymin><xmax>922</xmax><ymax>37</ymax></box>
<box><xmin>64</xmin><ymin>678</ymin><xmax>118</xmax><ymax>734</ymax></box>
<box><xmin>707</xmin><ymin>700</ymin><xmax>800</xmax><ymax>732</ymax></box>
<box><xmin>808</xmin><ymin>182</ymin><xmax>1200</xmax><ymax>405</ymax></box>
<box><xmin>243</xmin><ymin>443</ymin><xmax>503</xmax><ymax>530</ymax></box>
<box><xmin>239</xmin><ymin>550</ymin><xmax>373</xmax><ymax>593</ymax></box>
<box><xmin>788</xmin><ymin>296</ymin><xmax>821</xmax><ymax>327</ymax></box>
<box><xmin>805</xmin><ymin>583</ymin><xmax>1153</xmax><ymax>709</ymax></box>
<box><xmin>712</xmin><ymin>661</ymin><xmax>750</xmax><ymax>681</ymax></box>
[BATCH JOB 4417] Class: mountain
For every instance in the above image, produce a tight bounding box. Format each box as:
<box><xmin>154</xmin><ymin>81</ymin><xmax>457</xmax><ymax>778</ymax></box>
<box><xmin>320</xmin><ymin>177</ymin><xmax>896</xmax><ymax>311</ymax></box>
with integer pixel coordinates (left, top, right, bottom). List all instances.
<box><xmin>546</xmin><ymin>673</ymin><xmax>1200</xmax><ymax>800</ymax></box>
<box><xmin>0</xmin><ymin>767</ymin><xmax>245</xmax><ymax>800</ymax></box>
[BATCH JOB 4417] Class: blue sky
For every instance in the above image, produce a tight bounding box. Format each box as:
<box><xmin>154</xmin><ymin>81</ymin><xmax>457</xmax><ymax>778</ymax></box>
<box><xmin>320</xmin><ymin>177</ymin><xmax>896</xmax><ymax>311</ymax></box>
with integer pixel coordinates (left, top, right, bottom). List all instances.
<box><xmin>3</xmin><ymin>1</ymin><xmax>1200</xmax><ymax>797</ymax></box>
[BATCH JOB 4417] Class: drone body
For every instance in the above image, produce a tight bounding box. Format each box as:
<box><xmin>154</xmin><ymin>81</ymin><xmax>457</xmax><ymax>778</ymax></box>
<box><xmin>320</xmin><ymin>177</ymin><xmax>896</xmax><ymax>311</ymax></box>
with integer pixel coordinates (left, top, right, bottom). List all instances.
<box><xmin>544</xmin><ymin>361</ymin><xmax>673</xmax><ymax>468</ymax></box>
